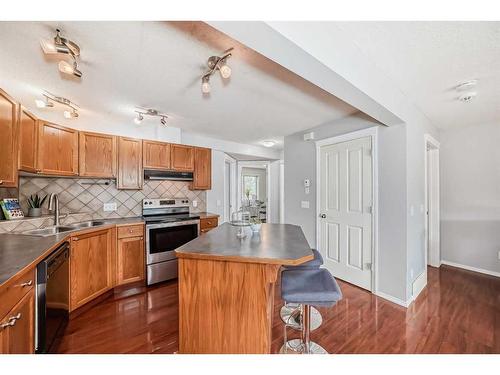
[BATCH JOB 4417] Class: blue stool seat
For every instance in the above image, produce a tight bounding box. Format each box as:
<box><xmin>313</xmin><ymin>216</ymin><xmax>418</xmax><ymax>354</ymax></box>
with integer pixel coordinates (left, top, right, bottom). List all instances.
<box><xmin>281</xmin><ymin>269</ymin><xmax>342</xmax><ymax>307</ymax></box>
<box><xmin>284</xmin><ymin>249</ymin><xmax>323</xmax><ymax>269</ymax></box>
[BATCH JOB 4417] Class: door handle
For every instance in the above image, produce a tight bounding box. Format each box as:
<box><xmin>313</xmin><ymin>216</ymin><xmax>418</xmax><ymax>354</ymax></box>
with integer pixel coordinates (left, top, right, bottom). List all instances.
<box><xmin>320</xmin><ymin>214</ymin><xmax>326</xmax><ymax>218</ymax></box>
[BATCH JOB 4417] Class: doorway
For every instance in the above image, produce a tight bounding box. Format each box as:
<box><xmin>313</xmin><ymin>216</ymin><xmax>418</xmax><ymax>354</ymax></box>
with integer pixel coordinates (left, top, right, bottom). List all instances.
<box><xmin>425</xmin><ymin>135</ymin><xmax>440</xmax><ymax>270</ymax></box>
<box><xmin>316</xmin><ymin>128</ymin><xmax>377</xmax><ymax>292</ymax></box>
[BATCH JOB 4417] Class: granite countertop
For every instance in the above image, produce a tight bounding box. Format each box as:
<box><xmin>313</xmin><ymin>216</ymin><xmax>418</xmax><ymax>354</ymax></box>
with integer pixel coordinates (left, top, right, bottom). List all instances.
<box><xmin>175</xmin><ymin>223</ymin><xmax>313</xmax><ymax>266</ymax></box>
<box><xmin>0</xmin><ymin>217</ymin><xmax>145</xmax><ymax>286</ymax></box>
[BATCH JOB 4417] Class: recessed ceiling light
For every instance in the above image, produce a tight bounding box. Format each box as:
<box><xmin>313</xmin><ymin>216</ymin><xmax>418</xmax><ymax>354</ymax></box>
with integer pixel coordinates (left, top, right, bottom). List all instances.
<box><xmin>261</xmin><ymin>140</ymin><xmax>276</xmax><ymax>148</ymax></box>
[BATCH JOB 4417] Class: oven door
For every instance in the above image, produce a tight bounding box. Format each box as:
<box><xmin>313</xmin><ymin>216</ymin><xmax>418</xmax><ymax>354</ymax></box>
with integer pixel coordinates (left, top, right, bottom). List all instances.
<box><xmin>146</xmin><ymin>220</ymin><xmax>199</xmax><ymax>264</ymax></box>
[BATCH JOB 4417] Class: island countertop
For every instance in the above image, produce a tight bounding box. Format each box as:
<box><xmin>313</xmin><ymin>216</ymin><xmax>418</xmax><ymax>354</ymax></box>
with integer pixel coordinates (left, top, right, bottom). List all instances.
<box><xmin>175</xmin><ymin>222</ymin><xmax>313</xmax><ymax>265</ymax></box>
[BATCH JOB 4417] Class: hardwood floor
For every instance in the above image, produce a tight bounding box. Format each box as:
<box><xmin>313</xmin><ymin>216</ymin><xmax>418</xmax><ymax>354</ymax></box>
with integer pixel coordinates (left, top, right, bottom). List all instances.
<box><xmin>54</xmin><ymin>265</ymin><xmax>500</xmax><ymax>354</ymax></box>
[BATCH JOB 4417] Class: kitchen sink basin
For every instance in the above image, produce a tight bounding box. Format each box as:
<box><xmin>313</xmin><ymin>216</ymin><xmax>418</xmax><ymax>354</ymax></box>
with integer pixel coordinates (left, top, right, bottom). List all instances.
<box><xmin>22</xmin><ymin>226</ymin><xmax>75</xmax><ymax>237</ymax></box>
<box><xmin>67</xmin><ymin>220</ymin><xmax>106</xmax><ymax>229</ymax></box>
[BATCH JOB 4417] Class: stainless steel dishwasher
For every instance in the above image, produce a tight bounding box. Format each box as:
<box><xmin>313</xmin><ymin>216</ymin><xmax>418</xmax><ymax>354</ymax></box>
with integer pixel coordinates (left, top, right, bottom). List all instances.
<box><xmin>35</xmin><ymin>241</ymin><xmax>70</xmax><ymax>353</ymax></box>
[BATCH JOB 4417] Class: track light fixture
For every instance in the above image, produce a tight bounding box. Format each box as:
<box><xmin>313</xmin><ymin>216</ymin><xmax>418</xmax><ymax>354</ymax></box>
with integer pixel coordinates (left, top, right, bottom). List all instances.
<box><xmin>201</xmin><ymin>47</ymin><xmax>233</xmax><ymax>94</ymax></box>
<box><xmin>35</xmin><ymin>91</ymin><xmax>79</xmax><ymax>119</ymax></box>
<box><xmin>134</xmin><ymin>108</ymin><xmax>169</xmax><ymax>127</ymax></box>
<box><xmin>41</xmin><ymin>28</ymin><xmax>83</xmax><ymax>78</ymax></box>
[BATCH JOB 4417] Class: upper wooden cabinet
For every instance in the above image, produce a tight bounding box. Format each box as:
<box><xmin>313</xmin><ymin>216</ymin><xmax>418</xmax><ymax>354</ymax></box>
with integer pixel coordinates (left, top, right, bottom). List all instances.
<box><xmin>70</xmin><ymin>228</ymin><xmax>114</xmax><ymax>311</ymax></box>
<box><xmin>117</xmin><ymin>137</ymin><xmax>143</xmax><ymax>189</ymax></box>
<box><xmin>143</xmin><ymin>140</ymin><xmax>171</xmax><ymax>170</ymax></box>
<box><xmin>37</xmin><ymin>121</ymin><xmax>79</xmax><ymax>176</ymax></box>
<box><xmin>171</xmin><ymin>144</ymin><xmax>194</xmax><ymax>172</ymax></box>
<box><xmin>18</xmin><ymin>107</ymin><xmax>38</xmax><ymax>173</ymax></box>
<box><xmin>0</xmin><ymin>89</ymin><xmax>18</xmax><ymax>187</ymax></box>
<box><xmin>79</xmin><ymin>131</ymin><xmax>117</xmax><ymax>178</ymax></box>
<box><xmin>191</xmin><ymin>147</ymin><xmax>212</xmax><ymax>190</ymax></box>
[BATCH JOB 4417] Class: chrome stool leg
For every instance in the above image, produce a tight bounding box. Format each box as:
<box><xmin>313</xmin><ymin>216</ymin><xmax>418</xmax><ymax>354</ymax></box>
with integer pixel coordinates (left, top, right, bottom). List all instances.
<box><xmin>280</xmin><ymin>304</ymin><xmax>328</xmax><ymax>354</ymax></box>
<box><xmin>280</xmin><ymin>303</ymin><xmax>322</xmax><ymax>331</ymax></box>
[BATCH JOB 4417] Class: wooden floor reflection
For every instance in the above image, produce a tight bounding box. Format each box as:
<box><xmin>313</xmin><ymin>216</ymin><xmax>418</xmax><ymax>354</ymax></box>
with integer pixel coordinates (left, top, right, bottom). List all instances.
<box><xmin>55</xmin><ymin>265</ymin><xmax>500</xmax><ymax>354</ymax></box>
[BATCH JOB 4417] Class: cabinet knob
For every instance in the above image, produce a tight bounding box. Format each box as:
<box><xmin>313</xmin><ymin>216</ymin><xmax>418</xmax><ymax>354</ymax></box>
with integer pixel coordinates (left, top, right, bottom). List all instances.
<box><xmin>20</xmin><ymin>280</ymin><xmax>33</xmax><ymax>287</ymax></box>
<box><xmin>73</xmin><ymin>237</ymin><xmax>79</xmax><ymax>241</ymax></box>
<box><xmin>0</xmin><ymin>180</ymin><xmax>3</xmax><ymax>185</ymax></box>
<box><xmin>320</xmin><ymin>214</ymin><xmax>326</xmax><ymax>218</ymax></box>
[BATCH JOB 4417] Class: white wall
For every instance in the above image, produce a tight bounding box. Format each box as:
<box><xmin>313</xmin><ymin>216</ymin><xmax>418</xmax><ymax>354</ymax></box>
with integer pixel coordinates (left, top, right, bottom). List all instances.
<box><xmin>440</xmin><ymin>122</ymin><xmax>500</xmax><ymax>275</ymax></box>
<box><xmin>206</xmin><ymin>150</ymin><xmax>226</xmax><ymax>220</ymax></box>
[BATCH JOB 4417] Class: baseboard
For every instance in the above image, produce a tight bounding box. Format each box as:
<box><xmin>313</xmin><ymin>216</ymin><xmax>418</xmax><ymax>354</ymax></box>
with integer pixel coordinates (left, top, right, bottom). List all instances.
<box><xmin>374</xmin><ymin>291</ymin><xmax>411</xmax><ymax>308</ymax></box>
<box><xmin>412</xmin><ymin>271</ymin><xmax>427</xmax><ymax>301</ymax></box>
<box><xmin>440</xmin><ymin>260</ymin><xmax>500</xmax><ymax>278</ymax></box>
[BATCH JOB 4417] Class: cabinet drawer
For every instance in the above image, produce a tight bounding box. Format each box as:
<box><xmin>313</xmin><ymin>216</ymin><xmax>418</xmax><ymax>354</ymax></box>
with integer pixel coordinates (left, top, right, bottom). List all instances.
<box><xmin>200</xmin><ymin>217</ymin><xmax>218</xmax><ymax>231</ymax></box>
<box><xmin>0</xmin><ymin>268</ymin><xmax>34</xmax><ymax>320</ymax></box>
<box><xmin>117</xmin><ymin>224</ymin><xmax>144</xmax><ymax>239</ymax></box>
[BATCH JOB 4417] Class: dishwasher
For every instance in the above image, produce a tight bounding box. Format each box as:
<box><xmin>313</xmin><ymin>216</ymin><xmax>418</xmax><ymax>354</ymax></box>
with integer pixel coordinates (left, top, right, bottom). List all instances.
<box><xmin>35</xmin><ymin>241</ymin><xmax>70</xmax><ymax>354</ymax></box>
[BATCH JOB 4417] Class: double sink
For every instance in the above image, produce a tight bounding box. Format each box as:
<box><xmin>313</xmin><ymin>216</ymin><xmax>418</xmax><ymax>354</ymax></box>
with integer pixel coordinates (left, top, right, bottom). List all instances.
<box><xmin>22</xmin><ymin>220</ymin><xmax>106</xmax><ymax>237</ymax></box>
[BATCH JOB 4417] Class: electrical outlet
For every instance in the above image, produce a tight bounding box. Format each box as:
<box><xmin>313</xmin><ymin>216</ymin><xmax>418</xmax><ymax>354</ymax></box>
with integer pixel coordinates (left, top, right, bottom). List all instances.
<box><xmin>192</xmin><ymin>200</ymin><xmax>198</xmax><ymax>208</ymax></box>
<box><xmin>216</xmin><ymin>200</ymin><xmax>222</xmax><ymax>207</ymax></box>
<box><xmin>103</xmin><ymin>202</ymin><xmax>117</xmax><ymax>212</ymax></box>
<box><xmin>498</xmin><ymin>251</ymin><xmax>500</xmax><ymax>260</ymax></box>
<box><xmin>301</xmin><ymin>201</ymin><xmax>310</xmax><ymax>209</ymax></box>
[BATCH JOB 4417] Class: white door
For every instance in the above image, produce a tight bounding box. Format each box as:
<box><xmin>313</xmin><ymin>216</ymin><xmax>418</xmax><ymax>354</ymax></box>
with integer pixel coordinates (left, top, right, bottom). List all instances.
<box><xmin>319</xmin><ymin>136</ymin><xmax>373</xmax><ymax>290</ymax></box>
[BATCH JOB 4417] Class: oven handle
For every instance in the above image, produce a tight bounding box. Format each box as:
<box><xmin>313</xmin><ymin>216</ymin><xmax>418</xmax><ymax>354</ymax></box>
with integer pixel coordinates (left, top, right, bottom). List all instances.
<box><xmin>145</xmin><ymin>220</ymin><xmax>200</xmax><ymax>230</ymax></box>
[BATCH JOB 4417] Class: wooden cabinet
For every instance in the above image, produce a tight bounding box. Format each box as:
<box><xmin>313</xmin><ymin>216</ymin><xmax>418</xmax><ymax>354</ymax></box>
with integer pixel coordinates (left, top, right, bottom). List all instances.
<box><xmin>0</xmin><ymin>267</ymin><xmax>35</xmax><ymax>354</ymax></box>
<box><xmin>70</xmin><ymin>229</ymin><xmax>114</xmax><ymax>311</ymax></box>
<box><xmin>0</xmin><ymin>290</ymin><xmax>35</xmax><ymax>354</ymax></box>
<box><xmin>18</xmin><ymin>107</ymin><xmax>38</xmax><ymax>173</ymax></box>
<box><xmin>200</xmin><ymin>216</ymin><xmax>218</xmax><ymax>234</ymax></box>
<box><xmin>191</xmin><ymin>147</ymin><xmax>211</xmax><ymax>190</ymax></box>
<box><xmin>171</xmin><ymin>144</ymin><xmax>194</xmax><ymax>172</ymax></box>
<box><xmin>143</xmin><ymin>140</ymin><xmax>171</xmax><ymax>170</ymax></box>
<box><xmin>79</xmin><ymin>131</ymin><xmax>117</xmax><ymax>178</ymax></box>
<box><xmin>117</xmin><ymin>137</ymin><xmax>143</xmax><ymax>189</ymax></box>
<box><xmin>37</xmin><ymin>121</ymin><xmax>79</xmax><ymax>176</ymax></box>
<box><xmin>116</xmin><ymin>224</ymin><xmax>145</xmax><ymax>286</ymax></box>
<box><xmin>0</xmin><ymin>89</ymin><xmax>18</xmax><ymax>187</ymax></box>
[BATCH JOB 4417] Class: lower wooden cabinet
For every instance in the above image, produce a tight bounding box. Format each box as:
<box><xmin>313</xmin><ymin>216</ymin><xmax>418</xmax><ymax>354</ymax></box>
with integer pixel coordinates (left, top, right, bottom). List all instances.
<box><xmin>200</xmin><ymin>216</ymin><xmax>218</xmax><ymax>234</ymax></box>
<box><xmin>70</xmin><ymin>229</ymin><xmax>115</xmax><ymax>311</ymax></box>
<box><xmin>0</xmin><ymin>289</ymin><xmax>35</xmax><ymax>354</ymax></box>
<box><xmin>117</xmin><ymin>236</ymin><xmax>145</xmax><ymax>285</ymax></box>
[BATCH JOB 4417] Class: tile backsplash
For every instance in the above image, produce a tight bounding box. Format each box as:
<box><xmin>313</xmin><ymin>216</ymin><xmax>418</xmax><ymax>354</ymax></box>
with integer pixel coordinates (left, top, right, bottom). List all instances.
<box><xmin>0</xmin><ymin>176</ymin><xmax>206</xmax><ymax>233</ymax></box>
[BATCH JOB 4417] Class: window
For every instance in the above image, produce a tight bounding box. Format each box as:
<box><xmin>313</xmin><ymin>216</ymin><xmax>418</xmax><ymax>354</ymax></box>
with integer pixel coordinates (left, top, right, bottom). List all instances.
<box><xmin>242</xmin><ymin>175</ymin><xmax>259</xmax><ymax>201</ymax></box>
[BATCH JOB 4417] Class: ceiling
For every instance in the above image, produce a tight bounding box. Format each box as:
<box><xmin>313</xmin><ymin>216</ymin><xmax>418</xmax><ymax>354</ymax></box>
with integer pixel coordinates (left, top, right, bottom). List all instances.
<box><xmin>336</xmin><ymin>22</ymin><xmax>500</xmax><ymax>130</ymax></box>
<box><xmin>0</xmin><ymin>21</ymin><xmax>357</xmax><ymax>150</ymax></box>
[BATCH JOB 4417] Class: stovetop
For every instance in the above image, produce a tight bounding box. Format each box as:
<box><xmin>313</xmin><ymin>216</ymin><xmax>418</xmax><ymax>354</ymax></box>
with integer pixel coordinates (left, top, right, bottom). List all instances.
<box><xmin>142</xmin><ymin>213</ymin><xmax>200</xmax><ymax>224</ymax></box>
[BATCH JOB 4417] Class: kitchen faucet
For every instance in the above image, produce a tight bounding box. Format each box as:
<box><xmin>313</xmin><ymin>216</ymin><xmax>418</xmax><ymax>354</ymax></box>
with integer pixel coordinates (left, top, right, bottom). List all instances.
<box><xmin>48</xmin><ymin>193</ymin><xmax>61</xmax><ymax>226</ymax></box>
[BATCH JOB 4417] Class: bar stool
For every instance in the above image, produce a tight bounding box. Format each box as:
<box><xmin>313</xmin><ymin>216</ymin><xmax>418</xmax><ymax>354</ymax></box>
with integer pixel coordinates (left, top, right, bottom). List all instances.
<box><xmin>280</xmin><ymin>268</ymin><xmax>342</xmax><ymax>354</ymax></box>
<box><xmin>280</xmin><ymin>249</ymin><xmax>323</xmax><ymax>331</ymax></box>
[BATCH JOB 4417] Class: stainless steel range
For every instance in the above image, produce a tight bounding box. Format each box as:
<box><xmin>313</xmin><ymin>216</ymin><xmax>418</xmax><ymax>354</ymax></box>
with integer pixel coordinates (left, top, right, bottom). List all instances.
<box><xmin>143</xmin><ymin>198</ymin><xmax>200</xmax><ymax>285</ymax></box>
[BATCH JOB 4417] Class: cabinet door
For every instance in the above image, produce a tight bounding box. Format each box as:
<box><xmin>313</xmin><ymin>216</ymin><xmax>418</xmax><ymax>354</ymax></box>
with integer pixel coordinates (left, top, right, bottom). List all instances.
<box><xmin>117</xmin><ymin>137</ymin><xmax>143</xmax><ymax>189</ymax></box>
<box><xmin>37</xmin><ymin>121</ymin><xmax>79</xmax><ymax>176</ymax></box>
<box><xmin>191</xmin><ymin>147</ymin><xmax>211</xmax><ymax>190</ymax></box>
<box><xmin>79</xmin><ymin>131</ymin><xmax>117</xmax><ymax>177</ymax></box>
<box><xmin>70</xmin><ymin>229</ymin><xmax>114</xmax><ymax>311</ymax></box>
<box><xmin>0</xmin><ymin>290</ymin><xmax>35</xmax><ymax>354</ymax></box>
<box><xmin>117</xmin><ymin>236</ymin><xmax>145</xmax><ymax>286</ymax></box>
<box><xmin>143</xmin><ymin>140</ymin><xmax>171</xmax><ymax>170</ymax></box>
<box><xmin>0</xmin><ymin>89</ymin><xmax>18</xmax><ymax>187</ymax></box>
<box><xmin>171</xmin><ymin>144</ymin><xmax>194</xmax><ymax>172</ymax></box>
<box><xmin>18</xmin><ymin>107</ymin><xmax>38</xmax><ymax>173</ymax></box>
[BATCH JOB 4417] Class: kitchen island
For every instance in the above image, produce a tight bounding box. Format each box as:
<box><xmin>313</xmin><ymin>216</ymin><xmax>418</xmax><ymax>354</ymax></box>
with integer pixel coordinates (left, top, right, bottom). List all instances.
<box><xmin>175</xmin><ymin>223</ymin><xmax>313</xmax><ymax>354</ymax></box>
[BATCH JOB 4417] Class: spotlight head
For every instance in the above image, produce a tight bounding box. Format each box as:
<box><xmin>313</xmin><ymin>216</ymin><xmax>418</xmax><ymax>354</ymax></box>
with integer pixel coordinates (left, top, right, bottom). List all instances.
<box><xmin>201</xmin><ymin>76</ymin><xmax>211</xmax><ymax>94</ymax></box>
<box><xmin>35</xmin><ymin>97</ymin><xmax>54</xmax><ymax>108</ymax></box>
<box><xmin>219</xmin><ymin>62</ymin><xmax>231</xmax><ymax>79</ymax></box>
<box><xmin>134</xmin><ymin>113</ymin><xmax>144</xmax><ymax>125</ymax></box>
<box><xmin>63</xmin><ymin>109</ymin><xmax>79</xmax><ymax>119</ymax></box>
<box><xmin>58</xmin><ymin>60</ymin><xmax>82</xmax><ymax>78</ymax></box>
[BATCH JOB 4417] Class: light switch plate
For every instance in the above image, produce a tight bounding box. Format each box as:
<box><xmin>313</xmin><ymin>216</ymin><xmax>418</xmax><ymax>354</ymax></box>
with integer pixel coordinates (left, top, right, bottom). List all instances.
<box><xmin>103</xmin><ymin>202</ymin><xmax>117</xmax><ymax>212</ymax></box>
<box><xmin>301</xmin><ymin>201</ymin><xmax>310</xmax><ymax>209</ymax></box>
<box><xmin>216</xmin><ymin>200</ymin><xmax>222</xmax><ymax>207</ymax></box>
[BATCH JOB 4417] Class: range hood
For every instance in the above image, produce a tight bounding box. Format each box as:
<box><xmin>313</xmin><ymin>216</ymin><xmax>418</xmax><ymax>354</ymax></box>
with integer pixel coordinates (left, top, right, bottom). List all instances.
<box><xmin>144</xmin><ymin>170</ymin><xmax>193</xmax><ymax>181</ymax></box>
